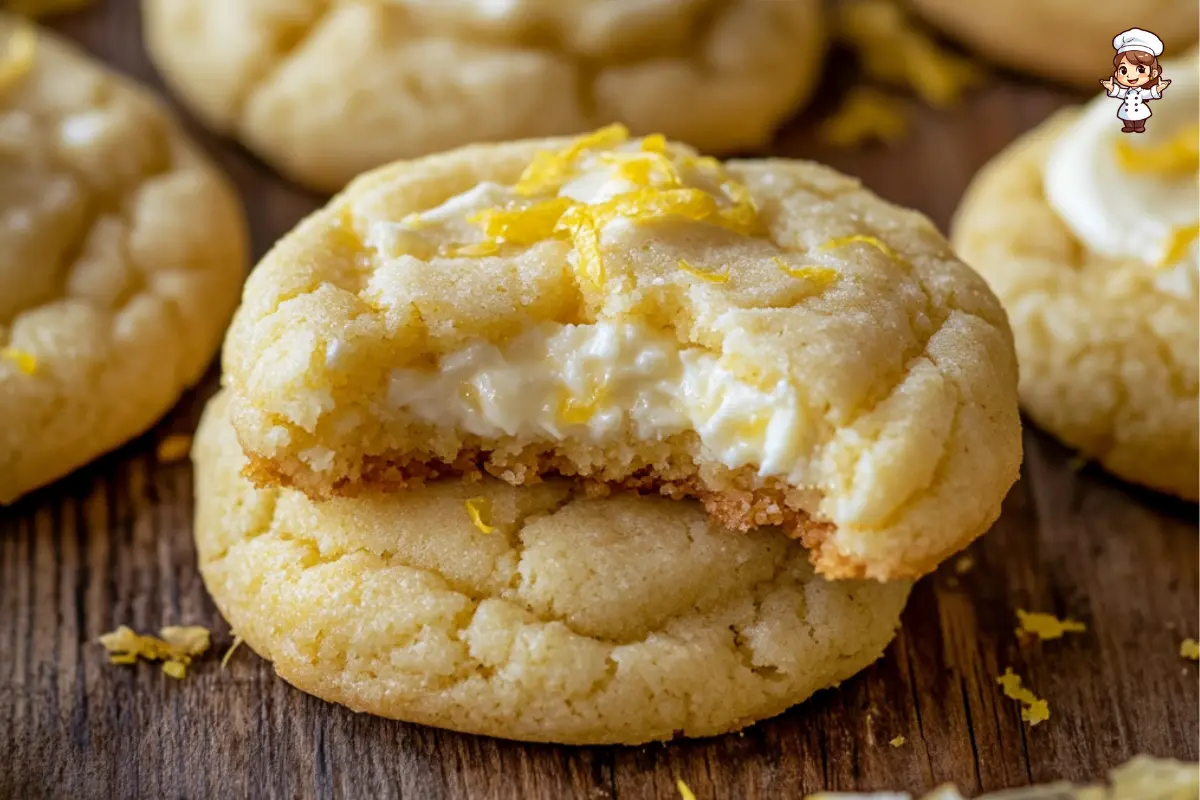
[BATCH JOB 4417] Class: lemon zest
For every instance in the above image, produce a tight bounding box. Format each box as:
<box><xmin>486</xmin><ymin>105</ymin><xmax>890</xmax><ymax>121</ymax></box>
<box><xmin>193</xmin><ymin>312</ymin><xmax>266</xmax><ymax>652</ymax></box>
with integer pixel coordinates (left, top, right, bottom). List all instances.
<box><xmin>0</xmin><ymin>21</ymin><xmax>36</xmax><ymax>94</ymax></box>
<box><xmin>1016</xmin><ymin>610</ymin><xmax>1086</xmax><ymax>641</ymax></box>
<box><xmin>889</xmin><ymin>735</ymin><xmax>906</xmax><ymax>747</ymax></box>
<box><xmin>100</xmin><ymin>625</ymin><xmax>211</xmax><ymax>675</ymax></box>
<box><xmin>820</xmin><ymin>234</ymin><xmax>903</xmax><ymax>262</ymax></box>
<box><xmin>558</xmin><ymin>205</ymin><xmax>605</xmax><ymax>289</ymax></box>
<box><xmin>597</xmin><ymin>150</ymin><xmax>683</xmax><ymax>189</ymax></box>
<box><xmin>221</xmin><ymin>636</ymin><xmax>244</xmax><ymax>669</ymax></box>
<box><xmin>818</xmin><ymin>87</ymin><xmax>909</xmax><ymax>147</ymax></box>
<box><xmin>640</xmin><ymin>133</ymin><xmax>667</xmax><ymax>154</ymax></box>
<box><xmin>676</xmin><ymin>779</ymin><xmax>697</xmax><ymax>800</ymax></box>
<box><xmin>1157</xmin><ymin>223</ymin><xmax>1199</xmax><ymax>269</ymax></box>
<box><xmin>1114</xmin><ymin>123</ymin><xmax>1200</xmax><ymax>175</ymax></box>
<box><xmin>773</xmin><ymin>257</ymin><xmax>838</xmax><ymax>286</ymax></box>
<box><xmin>514</xmin><ymin>123</ymin><xmax>630</xmax><ymax>196</ymax></box>
<box><xmin>1181</xmin><ymin>638</ymin><xmax>1200</xmax><ymax>661</ymax></box>
<box><xmin>996</xmin><ymin>668</ymin><xmax>1049</xmax><ymax>725</ymax></box>
<box><xmin>1</xmin><ymin>347</ymin><xmax>37</xmax><ymax>375</ymax></box>
<box><xmin>156</xmin><ymin>434</ymin><xmax>193</xmax><ymax>464</ymax></box>
<box><xmin>558</xmin><ymin>383</ymin><xmax>608</xmax><ymax>426</ymax></box>
<box><xmin>465</xmin><ymin>497</ymin><xmax>495</xmax><ymax>534</ymax></box>
<box><xmin>677</xmin><ymin>259</ymin><xmax>730</xmax><ymax>284</ymax></box>
<box><xmin>469</xmin><ymin>197</ymin><xmax>572</xmax><ymax>244</ymax></box>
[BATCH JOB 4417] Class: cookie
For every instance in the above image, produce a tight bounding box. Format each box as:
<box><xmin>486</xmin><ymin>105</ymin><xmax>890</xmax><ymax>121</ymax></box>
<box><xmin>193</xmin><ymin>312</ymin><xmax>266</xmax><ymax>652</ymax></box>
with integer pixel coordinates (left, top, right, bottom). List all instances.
<box><xmin>221</xmin><ymin>128</ymin><xmax>1022</xmax><ymax>580</ymax></box>
<box><xmin>0</xmin><ymin>16</ymin><xmax>247</xmax><ymax>504</ymax></box>
<box><xmin>141</xmin><ymin>0</ymin><xmax>826</xmax><ymax>193</ymax></box>
<box><xmin>194</xmin><ymin>391</ymin><xmax>911</xmax><ymax>745</ymax></box>
<box><xmin>908</xmin><ymin>0</ymin><xmax>1197</xmax><ymax>88</ymax></box>
<box><xmin>951</xmin><ymin>61</ymin><xmax>1198</xmax><ymax>499</ymax></box>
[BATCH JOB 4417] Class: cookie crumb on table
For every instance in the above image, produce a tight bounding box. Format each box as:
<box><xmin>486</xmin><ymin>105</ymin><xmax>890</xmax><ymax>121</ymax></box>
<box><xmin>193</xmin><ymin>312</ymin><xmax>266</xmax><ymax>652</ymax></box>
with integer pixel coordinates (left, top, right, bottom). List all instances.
<box><xmin>996</xmin><ymin>668</ymin><xmax>1049</xmax><ymax>726</ymax></box>
<box><xmin>99</xmin><ymin>625</ymin><xmax>211</xmax><ymax>679</ymax></box>
<box><xmin>1181</xmin><ymin>638</ymin><xmax>1199</xmax><ymax>661</ymax></box>
<box><xmin>1017</xmin><ymin>610</ymin><xmax>1087</xmax><ymax>641</ymax></box>
<box><xmin>889</xmin><ymin>735</ymin><xmax>906</xmax><ymax>747</ymax></box>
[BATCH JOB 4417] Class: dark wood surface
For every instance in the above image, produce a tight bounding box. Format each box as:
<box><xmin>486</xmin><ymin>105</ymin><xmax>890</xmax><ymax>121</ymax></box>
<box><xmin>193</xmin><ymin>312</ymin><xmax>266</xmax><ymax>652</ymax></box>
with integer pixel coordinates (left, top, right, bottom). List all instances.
<box><xmin>2</xmin><ymin>3</ymin><xmax>1197</xmax><ymax>798</ymax></box>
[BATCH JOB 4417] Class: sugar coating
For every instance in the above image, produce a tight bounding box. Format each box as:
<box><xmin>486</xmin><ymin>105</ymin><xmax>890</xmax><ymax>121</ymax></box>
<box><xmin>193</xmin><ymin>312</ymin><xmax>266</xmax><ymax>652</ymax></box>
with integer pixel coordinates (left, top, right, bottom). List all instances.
<box><xmin>953</xmin><ymin>111</ymin><xmax>1199</xmax><ymax>500</ymax></box>
<box><xmin>0</xmin><ymin>16</ymin><xmax>247</xmax><ymax>503</ymax></box>
<box><xmin>223</xmin><ymin>133</ymin><xmax>1022</xmax><ymax>580</ymax></box>
<box><xmin>908</xmin><ymin>0</ymin><xmax>1197</xmax><ymax>88</ymax></box>
<box><xmin>141</xmin><ymin>0</ymin><xmax>826</xmax><ymax>192</ymax></box>
<box><xmin>193</xmin><ymin>392</ymin><xmax>911</xmax><ymax>745</ymax></box>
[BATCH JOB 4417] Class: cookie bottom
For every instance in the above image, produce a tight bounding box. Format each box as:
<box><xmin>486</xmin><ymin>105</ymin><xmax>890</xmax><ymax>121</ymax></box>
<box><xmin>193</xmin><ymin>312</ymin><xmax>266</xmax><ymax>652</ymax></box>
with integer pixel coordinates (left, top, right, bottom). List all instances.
<box><xmin>199</xmin><ymin>393</ymin><xmax>910</xmax><ymax>744</ymax></box>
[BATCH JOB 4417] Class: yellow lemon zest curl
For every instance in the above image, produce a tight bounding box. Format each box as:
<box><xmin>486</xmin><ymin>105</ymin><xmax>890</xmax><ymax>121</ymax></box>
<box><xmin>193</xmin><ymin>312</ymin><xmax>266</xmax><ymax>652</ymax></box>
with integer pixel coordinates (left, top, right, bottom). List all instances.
<box><xmin>996</xmin><ymin>667</ymin><xmax>1049</xmax><ymax>725</ymax></box>
<box><xmin>676</xmin><ymin>779</ymin><xmax>697</xmax><ymax>800</ymax></box>
<box><xmin>773</xmin><ymin>257</ymin><xmax>838</xmax><ymax>286</ymax></box>
<box><xmin>820</xmin><ymin>233</ymin><xmax>902</xmax><ymax>261</ymax></box>
<box><xmin>514</xmin><ymin>123</ymin><xmax>630</xmax><ymax>196</ymax></box>
<box><xmin>221</xmin><ymin>636</ymin><xmax>244</xmax><ymax>669</ymax></box>
<box><xmin>1016</xmin><ymin>610</ymin><xmax>1086</xmax><ymax>641</ymax></box>
<box><xmin>677</xmin><ymin>259</ymin><xmax>730</xmax><ymax>284</ymax></box>
<box><xmin>465</xmin><ymin>497</ymin><xmax>495</xmax><ymax>534</ymax></box>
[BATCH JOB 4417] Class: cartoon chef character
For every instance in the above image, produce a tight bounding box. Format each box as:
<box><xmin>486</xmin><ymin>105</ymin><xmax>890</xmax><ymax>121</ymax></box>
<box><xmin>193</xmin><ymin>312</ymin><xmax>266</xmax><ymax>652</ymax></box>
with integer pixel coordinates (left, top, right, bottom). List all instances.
<box><xmin>1100</xmin><ymin>28</ymin><xmax>1172</xmax><ymax>133</ymax></box>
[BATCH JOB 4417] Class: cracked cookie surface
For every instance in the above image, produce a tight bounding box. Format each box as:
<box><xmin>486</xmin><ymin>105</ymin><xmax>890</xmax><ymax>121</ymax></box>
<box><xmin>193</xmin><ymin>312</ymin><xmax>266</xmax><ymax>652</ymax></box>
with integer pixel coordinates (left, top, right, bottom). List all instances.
<box><xmin>0</xmin><ymin>16</ymin><xmax>247</xmax><ymax>504</ymax></box>
<box><xmin>222</xmin><ymin>130</ymin><xmax>1022</xmax><ymax>580</ymax></box>
<box><xmin>194</xmin><ymin>391</ymin><xmax>911</xmax><ymax>745</ymax></box>
<box><xmin>141</xmin><ymin>0</ymin><xmax>825</xmax><ymax>193</ymax></box>
<box><xmin>952</xmin><ymin>111</ymin><xmax>1199</xmax><ymax>500</ymax></box>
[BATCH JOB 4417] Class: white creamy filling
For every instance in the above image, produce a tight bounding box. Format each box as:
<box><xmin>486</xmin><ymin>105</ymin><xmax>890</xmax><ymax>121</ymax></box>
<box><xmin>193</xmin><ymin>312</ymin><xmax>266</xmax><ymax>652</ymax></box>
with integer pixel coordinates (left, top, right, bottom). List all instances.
<box><xmin>1043</xmin><ymin>58</ymin><xmax>1198</xmax><ymax>294</ymax></box>
<box><xmin>386</xmin><ymin>321</ymin><xmax>807</xmax><ymax>479</ymax></box>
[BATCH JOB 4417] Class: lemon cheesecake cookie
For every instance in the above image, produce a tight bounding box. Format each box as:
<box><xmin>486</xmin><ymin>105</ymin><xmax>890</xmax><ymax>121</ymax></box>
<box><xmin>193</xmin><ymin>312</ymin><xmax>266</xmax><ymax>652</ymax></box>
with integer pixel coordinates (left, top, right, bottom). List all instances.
<box><xmin>141</xmin><ymin>0</ymin><xmax>825</xmax><ymax>193</ymax></box>
<box><xmin>222</xmin><ymin>127</ymin><xmax>1022</xmax><ymax>579</ymax></box>
<box><xmin>908</xmin><ymin>0</ymin><xmax>1197</xmax><ymax>88</ymax></box>
<box><xmin>195</xmin><ymin>391</ymin><xmax>911</xmax><ymax>745</ymax></box>
<box><xmin>0</xmin><ymin>16</ymin><xmax>247</xmax><ymax>503</ymax></box>
<box><xmin>952</xmin><ymin>58</ymin><xmax>1198</xmax><ymax>500</ymax></box>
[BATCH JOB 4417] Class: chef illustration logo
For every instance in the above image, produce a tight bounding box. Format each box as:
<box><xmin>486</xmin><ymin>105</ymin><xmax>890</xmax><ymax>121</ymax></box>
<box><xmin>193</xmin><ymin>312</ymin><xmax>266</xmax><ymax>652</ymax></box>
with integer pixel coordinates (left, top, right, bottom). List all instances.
<box><xmin>1100</xmin><ymin>28</ymin><xmax>1171</xmax><ymax>133</ymax></box>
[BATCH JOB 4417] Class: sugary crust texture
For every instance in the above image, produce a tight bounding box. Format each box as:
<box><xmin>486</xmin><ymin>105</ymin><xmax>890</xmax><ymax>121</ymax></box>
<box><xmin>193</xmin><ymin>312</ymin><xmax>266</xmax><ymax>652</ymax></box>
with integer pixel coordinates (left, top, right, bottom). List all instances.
<box><xmin>222</xmin><ymin>137</ymin><xmax>1023</xmax><ymax>580</ymax></box>
<box><xmin>0</xmin><ymin>17</ymin><xmax>247</xmax><ymax>504</ymax></box>
<box><xmin>194</xmin><ymin>392</ymin><xmax>911</xmax><ymax>745</ymax></box>
<box><xmin>909</xmin><ymin>0</ymin><xmax>1198</xmax><ymax>88</ymax></box>
<box><xmin>141</xmin><ymin>0</ymin><xmax>825</xmax><ymax>192</ymax></box>
<box><xmin>952</xmin><ymin>111</ymin><xmax>1199</xmax><ymax>500</ymax></box>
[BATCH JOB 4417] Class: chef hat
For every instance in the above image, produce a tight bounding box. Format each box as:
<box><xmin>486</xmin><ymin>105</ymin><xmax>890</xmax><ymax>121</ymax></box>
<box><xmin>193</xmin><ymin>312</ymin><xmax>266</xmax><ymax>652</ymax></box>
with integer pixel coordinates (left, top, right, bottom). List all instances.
<box><xmin>1113</xmin><ymin>28</ymin><xmax>1164</xmax><ymax>57</ymax></box>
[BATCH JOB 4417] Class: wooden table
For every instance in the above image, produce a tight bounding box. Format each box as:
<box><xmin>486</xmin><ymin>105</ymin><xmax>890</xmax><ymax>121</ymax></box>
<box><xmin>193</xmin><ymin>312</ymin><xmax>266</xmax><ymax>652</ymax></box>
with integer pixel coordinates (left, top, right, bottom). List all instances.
<box><xmin>2</xmin><ymin>4</ymin><xmax>1197</xmax><ymax>797</ymax></box>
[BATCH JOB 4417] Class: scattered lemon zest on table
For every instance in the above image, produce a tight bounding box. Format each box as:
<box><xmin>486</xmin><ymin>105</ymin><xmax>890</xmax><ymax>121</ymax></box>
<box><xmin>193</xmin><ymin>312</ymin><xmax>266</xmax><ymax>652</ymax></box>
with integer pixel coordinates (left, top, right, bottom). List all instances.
<box><xmin>99</xmin><ymin>625</ymin><xmax>211</xmax><ymax>679</ymax></box>
<box><xmin>677</xmin><ymin>259</ymin><xmax>730</xmax><ymax>284</ymax></box>
<box><xmin>0</xmin><ymin>19</ymin><xmax>35</xmax><ymax>93</ymax></box>
<box><xmin>676</xmin><ymin>779</ymin><xmax>697</xmax><ymax>800</ymax></box>
<box><xmin>1114</xmin><ymin>123</ymin><xmax>1200</xmax><ymax>175</ymax></box>
<box><xmin>836</xmin><ymin>0</ymin><xmax>983</xmax><ymax>109</ymax></box>
<box><xmin>465</xmin><ymin>497</ymin><xmax>495</xmax><ymax>534</ymax></box>
<box><xmin>1017</xmin><ymin>610</ymin><xmax>1087</xmax><ymax>641</ymax></box>
<box><xmin>156</xmin><ymin>434</ymin><xmax>193</xmax><ymax>464</ymax></box>
<box><xmin>221</xmin><ymin>636</ymin><xmax>244</xmax><ymax>669</ymax></box>
<box><xmin>889</xmin><ymin>735</ymin><xmax>906</xmax><ymax>747</ymax></box>
<box><xmin>773</xmin><ymin>257</ymin><xmax>838</xmax><ymax>286</ymax></box>
<box><xmin>821</xmin><ymin>234</ymin><xmax>902</xmax><ymax>262</ymax></box>
<box><xmin>1181</xmin><ymin>638</ymin><xmax>1200</xmax><ymax>661</ymax></box>
<box><xmin>997</xmin><ymin>668</ymin><xmax>1049</xmax><ymax>725</ymax></box>
<box><xmin>1</xmin><ymin>346</ymin><xmax>37</xmax><ymax>375</ymax></box>
<box><xmin>1156</xmin><ymin>223</ymin><xmax>1199</xmax><ymax>269</ymax></box>
<box><xmin>818</xmin><ymin>88</ymin><xmax>909</xmax><ymax>147</ymax></box>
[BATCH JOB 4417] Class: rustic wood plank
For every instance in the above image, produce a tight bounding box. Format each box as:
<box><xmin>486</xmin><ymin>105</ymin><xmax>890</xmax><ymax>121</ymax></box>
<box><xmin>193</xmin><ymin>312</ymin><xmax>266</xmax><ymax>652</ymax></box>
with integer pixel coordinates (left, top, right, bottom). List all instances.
<box><xmin>0</xmin><ymin>2</ymin><xmax>1196</xmax><ymax>798</ymax></box>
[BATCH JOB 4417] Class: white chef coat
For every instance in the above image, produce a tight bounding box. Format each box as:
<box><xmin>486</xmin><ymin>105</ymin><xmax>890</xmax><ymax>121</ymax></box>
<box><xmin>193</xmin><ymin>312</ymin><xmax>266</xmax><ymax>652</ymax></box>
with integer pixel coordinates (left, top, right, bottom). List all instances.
<box><xmin>1108</xmin><ymin>83</ymin><xmax>1162</xmax><ymax>121</ymax></box>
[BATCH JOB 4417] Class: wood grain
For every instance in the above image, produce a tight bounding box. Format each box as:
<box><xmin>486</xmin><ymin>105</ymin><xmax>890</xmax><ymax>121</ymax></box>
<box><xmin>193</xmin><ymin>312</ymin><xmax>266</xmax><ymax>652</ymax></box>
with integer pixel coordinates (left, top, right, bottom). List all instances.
<box><xmin>1</xmin><ymin>3</ymin><xmax>1196</xmax><ymax>798</ymax></box>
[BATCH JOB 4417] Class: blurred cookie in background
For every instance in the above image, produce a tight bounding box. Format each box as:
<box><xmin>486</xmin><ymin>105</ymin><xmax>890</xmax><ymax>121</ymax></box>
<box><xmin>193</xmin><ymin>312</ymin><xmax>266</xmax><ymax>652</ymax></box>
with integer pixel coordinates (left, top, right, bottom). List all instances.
<box><xmin>142</xmin><ymin>0</ymin><xmax>827</xmax><ymax>194</ymax></box>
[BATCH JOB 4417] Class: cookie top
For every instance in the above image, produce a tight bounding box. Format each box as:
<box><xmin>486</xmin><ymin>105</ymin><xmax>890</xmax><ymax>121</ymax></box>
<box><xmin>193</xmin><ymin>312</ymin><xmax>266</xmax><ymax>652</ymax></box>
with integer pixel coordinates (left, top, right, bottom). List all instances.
<box><xmin>952</xmin><ymin>66</ymin><xmax>1198</xmax><ymax>499</ymax></box>
<box><xmin>223</xmin><ymin>129</ymin><xmax>1022</xmax><ymax>579</ymax></box>
<box><xmin>194</xmin><ymin>391</ymin><xmax>911</xmax><ymax>745</ymax></box>
<box><xmin>142</xmin><ymin>0</ymin><xmax>825</xmax><ymax>191</ymax></box>
<box><xmin>0</xmin><ymin>16</ymin><xmax>247</xmax><ymax>503</ymax></box>
<box><xmin>909</xmin><ymin>0</ymin><xmax>1197</xmax><ymax>88</ymax></box>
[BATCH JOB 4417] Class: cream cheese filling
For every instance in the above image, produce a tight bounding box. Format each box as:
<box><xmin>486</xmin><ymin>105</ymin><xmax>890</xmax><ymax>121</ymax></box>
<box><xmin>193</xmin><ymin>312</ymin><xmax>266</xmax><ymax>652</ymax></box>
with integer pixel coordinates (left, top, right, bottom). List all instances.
<box><xmin>386</xmin><ymin>320</ymin><xmax>808</xmax><ymax>480</ymax></box>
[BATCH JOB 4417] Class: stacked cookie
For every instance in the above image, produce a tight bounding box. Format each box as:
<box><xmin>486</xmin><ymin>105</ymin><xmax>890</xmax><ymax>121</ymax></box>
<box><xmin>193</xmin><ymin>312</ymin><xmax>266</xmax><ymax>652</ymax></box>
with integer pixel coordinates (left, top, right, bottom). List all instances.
<box><xmin>194</xmin><ymin>127</ymin><xmax>1023</xmax><ymax>743</ymax></box>
<box><xmin>0</xmin><ymin>16</ymin><xmax>246</xmax><ymax>504</ymax></box>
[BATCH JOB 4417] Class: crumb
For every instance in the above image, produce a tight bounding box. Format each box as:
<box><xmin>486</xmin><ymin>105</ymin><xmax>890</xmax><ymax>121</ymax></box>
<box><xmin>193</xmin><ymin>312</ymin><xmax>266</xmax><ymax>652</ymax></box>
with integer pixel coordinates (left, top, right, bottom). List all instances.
<box><xmin>1181</xmin><ymin>638</ymin><xmax>1199</xmax><ymax>661</ymax></box>
<box><xmin>954</xmin><ymin>554</ymin><xmax>975</xmax><ymax>575</ymax></box>
<box><xmin>889</xmin><ymin>735</ymin><xmax>906</xmax><ymax>747</ymax></box>
<box><xmin>676</xmin><ymin>779</ymin><xmax>697</xmax><ymax>800</ymax></box>
<box><xmin>1016</xmin><ymin>610</ymin><xmax>1086</xmax><ymax>641</ymax></box>
<box><xmin>818</xmin><ymin>88</ymin><xmax>909</xmax><ymax>147</ymax></box>
<box><xmin>99</xmin><ymin>624</ymin><xmax>211</xmax><ymax>677</ymax></box>
<box><xmin>156</xmin><ymin>434</ymin><xmax>193</xmax><ymax>463</ymax></box>
<box><xmin>996</xmin><ymin>667</ymin><xmax>1049</xmax><ymax>725</ymax></box>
